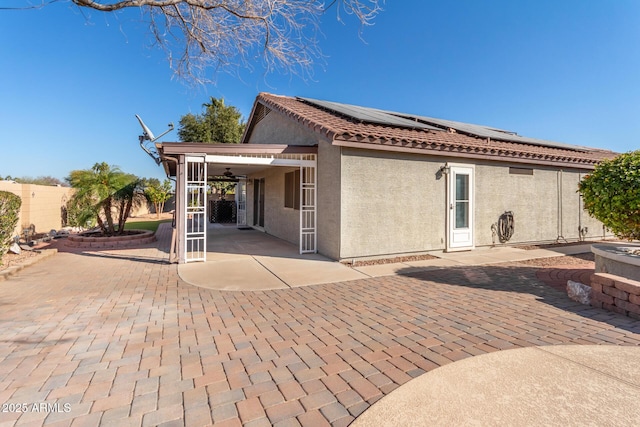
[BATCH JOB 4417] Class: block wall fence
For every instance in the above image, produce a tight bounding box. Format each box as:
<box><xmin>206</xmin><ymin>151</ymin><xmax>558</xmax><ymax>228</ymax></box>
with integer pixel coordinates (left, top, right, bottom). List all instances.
<box><xmin>0</xmin><ymin>181</ymin><xmax>75</xmax><ymax>238</ymax></box>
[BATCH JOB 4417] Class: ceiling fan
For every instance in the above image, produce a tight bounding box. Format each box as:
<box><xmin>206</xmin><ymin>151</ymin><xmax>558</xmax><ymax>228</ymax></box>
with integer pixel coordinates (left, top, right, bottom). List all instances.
<box><xmin>223</xmin><ymin>168</ymin><xmax>235</xmax><ymax>178</ymax></box>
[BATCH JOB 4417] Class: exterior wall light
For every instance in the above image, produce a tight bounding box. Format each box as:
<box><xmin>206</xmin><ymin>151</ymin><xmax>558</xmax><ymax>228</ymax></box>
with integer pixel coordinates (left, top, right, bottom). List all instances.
<box><xmin>439</xmin><ymin>163</ymin><xmax>450</xmax><ymax>175</ymax></box>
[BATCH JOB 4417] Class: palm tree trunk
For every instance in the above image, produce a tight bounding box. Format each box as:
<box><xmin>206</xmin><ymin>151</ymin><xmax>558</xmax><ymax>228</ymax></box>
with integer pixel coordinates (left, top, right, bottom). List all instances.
<box><xmin>117</xmin><ymin>199</ymin><xmax>126</xmax><ymax>234</ymax></box>
<box><xmin>96</xmin><ymin>215</ymin><xmax>107</xmax><ymax>235</ymax></box>
<box><xmin>103</xmin><ymin>198</ymin><xmax>115</xmax><ymax>236</ymax></box>
<box><xmin>119</xmin><ymin>198</ymin><xmax>134</xmax><ymax>235</ymax></box>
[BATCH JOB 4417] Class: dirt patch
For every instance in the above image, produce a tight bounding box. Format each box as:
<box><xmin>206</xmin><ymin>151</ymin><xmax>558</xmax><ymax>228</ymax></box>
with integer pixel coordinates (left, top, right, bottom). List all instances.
<box><xmin>0</xmin><ymin>250</ymin><xmax>41</xmax><ymax>272</ymax></box>
<box><xmin>514</xmin><ymin>240</ymin><xmax>616</xmax><ymax>250</ymax></box>
<box><xmin>513</xmin><ymin>252</ymin><xmax>594</xmax><ymax>267</ymax></box>
<box><xmin>343</xmin><ymin>254</ymin><xmax>438</xmax><ymax>267</ymax></box>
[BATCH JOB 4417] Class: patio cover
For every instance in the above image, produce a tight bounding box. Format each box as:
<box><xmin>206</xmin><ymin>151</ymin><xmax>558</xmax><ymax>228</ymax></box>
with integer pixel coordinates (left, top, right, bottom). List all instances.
<box><xmin>156</xmin><ymin>143</ymin><xmax>318</xmax><ymax>263</ymax></box>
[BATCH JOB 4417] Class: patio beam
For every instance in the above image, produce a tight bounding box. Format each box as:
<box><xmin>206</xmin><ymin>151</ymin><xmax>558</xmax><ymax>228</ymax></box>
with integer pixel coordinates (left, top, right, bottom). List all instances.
<box><xmin>205</xmin><ymin>155</ymin><xmax>316</xmax><ymax>167</ymax></box>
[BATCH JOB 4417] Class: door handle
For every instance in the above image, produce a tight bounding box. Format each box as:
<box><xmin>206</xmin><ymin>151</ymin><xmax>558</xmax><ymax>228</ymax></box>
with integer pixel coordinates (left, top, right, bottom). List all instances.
<box><xmin>450</xmin><ymin>203</ymin><xmax>453</xmax><ymax>210</ymax></box>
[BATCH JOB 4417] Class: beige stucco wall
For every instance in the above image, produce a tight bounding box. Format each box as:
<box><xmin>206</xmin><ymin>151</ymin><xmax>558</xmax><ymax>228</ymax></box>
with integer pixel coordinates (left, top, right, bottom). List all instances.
<box><xmin>249</xmin><ymin>110</ymin><xmax>318</xmax><ymax>146</ymax></box>
<box><xmin>243</xmin><ymin>140</ymin><xmax>341</xmax><ymax>258</ymax></box>
<box><xmin>339</xmin><ymin>149</ymin><xmax>612</xmax><ymax>260</ymax></box>
<box><xmin>246</xmin><ymin>167</ymin><xmax>300</xmax><ymax>246</ymax></box>
<box><xmin>316</xmin><ymin>140</ymin><xmax>342</xmax><ymax>260</ymax></box>
<box><xmin>245</xmin><ymin>108</ymin><xmax>342</xmax><ymax>258</ymax></box>
<box><xmin>340</xmin><ymin>148</ymin><xmax>446</xmax><ymax>259</ymax></box>
<box><xmin>474</xmin><ymin>164</ymin><xmax>607</xmax><ymax>246</ymax></box>
<box><xmin>0</xmin><ymin>181</ymin><xmax>74</xmax><ymax>238</ymax></box>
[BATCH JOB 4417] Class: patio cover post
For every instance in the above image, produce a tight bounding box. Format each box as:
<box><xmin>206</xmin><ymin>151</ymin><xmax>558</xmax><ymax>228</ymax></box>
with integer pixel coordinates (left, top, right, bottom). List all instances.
<box><xmin>184</xmin><ymin>156</ymin><xmax>207</xmax><ymax>262</ymax></box>
<box><xmin>176</xmin><ymin>155</ymin><xmax>186</xmax><ymax>263</ymax></box>
<box><xmin>300</xmin><ymin>157</ymin><xmax>317</xmax><ymax>254</ymax></box>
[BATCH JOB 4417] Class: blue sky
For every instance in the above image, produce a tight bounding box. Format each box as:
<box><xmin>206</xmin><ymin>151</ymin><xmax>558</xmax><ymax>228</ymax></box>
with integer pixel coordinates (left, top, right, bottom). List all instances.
<box><xmin>2</xmin><ymin>0</ymin><xmax>639</xmax><ymax>182</ymax></box>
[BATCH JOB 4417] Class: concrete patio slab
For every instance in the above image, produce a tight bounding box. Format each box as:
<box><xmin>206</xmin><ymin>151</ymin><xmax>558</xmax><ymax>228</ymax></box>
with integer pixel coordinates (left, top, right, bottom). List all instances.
<box><xmin>404</xmin><ymin>258</ymin><xmax>464</xmax><ymax>268</ymax></box>
<box><xmin>435</xmin><ymin>251</ymin><xmax>506</xmax><ymax>265</ymax></box>
<box><xmin>432</xmin><ymin>243</ymin><xmax>597</xmax><ymax>266</ymax></box>
<box><xmin>177</xmin><ymin>225</ymin><xmax>602</xmax><ymax>290</ymax></box>
<box><xmin>178</xmin><ymin>224</ymin><xmax>369</xmax><ymax>290</ymax></box>
<box><xmin>178</xmin><ymin>258</ymin><xmax>289</xmax><ymax>290</ymax></box>
<box><xmin>255</xmin><ymin>255</ymin><xmax>368</xmax><ymax>287</ymax></box>
<box><xmin>539</xmin><ymin>345</ymin><xmax>640</xmax><ymax>385</ymax></box>
<box><xmin>352</xmin><ymin>345</ymin><xmax>640</xmax><ymax>427</ymax></box>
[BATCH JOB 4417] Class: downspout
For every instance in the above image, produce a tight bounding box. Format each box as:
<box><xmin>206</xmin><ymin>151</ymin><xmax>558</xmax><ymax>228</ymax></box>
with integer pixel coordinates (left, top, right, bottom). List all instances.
<box><xmin>576</xmin><ymin>172</ymin><xmax>589</xmax><ymax>241</ymax></box>
<box><xmin>577</xmin><ymin>172</ymin><xmax>587</xmax><ymax>241</ymax></box>
<box><xmin>556</xmin><ymin>169</ymin><xmax>567</xmax><ymax>243</ymax></box>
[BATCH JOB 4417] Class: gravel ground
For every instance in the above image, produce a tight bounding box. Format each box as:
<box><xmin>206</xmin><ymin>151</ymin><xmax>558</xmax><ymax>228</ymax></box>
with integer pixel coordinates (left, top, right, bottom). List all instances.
<box><xmin>513</xmin><ymin>252</ymin><xmax>594</xmax><ymax>267</ymax></box>
<box><xmin>343</xmin><ymin>254</ymin><xmax>438</xmax><ymax>267</ymax></box>
<box><xmin>0</xmin><ymin>249</ymin><xmax>41</xmax><ymax>272</ymax></box>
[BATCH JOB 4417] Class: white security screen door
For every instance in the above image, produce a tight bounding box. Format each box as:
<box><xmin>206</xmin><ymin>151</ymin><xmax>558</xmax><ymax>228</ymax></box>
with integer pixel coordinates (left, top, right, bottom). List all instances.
<box><xmin>448</xmin><ymin>166</ymin><xmax>474</xmax><ymax>250</ymax></box>
<box><xmin>236</xmin><ymin>178</ymin><xmax>247</xmax><ymax>227</ymax></box>
<box><xmin>185</xmin><ymin>157</ymin><xmax>207</xmax><ymax>262</ymax></box>
<box><xmin>300</xmin><ymin>165</ymin><xmax>317</xmax><ymax>253</ymax></box>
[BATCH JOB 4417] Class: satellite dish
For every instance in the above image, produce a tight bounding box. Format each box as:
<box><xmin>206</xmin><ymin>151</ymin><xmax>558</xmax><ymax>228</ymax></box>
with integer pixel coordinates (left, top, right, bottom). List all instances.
<box><xmin>136</xmin><ymin>114</ymin><xmax>156</xmax><ymax>141</ymax></box>
<box><xmin>135</xmin><ymin>114</ymin><xmax>174</xmax><ymax>165</ymax></box>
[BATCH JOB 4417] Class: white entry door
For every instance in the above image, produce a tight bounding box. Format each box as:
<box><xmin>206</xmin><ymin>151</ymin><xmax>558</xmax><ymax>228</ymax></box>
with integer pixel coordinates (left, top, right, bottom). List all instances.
<box><xmin>448</xmin><ymin>165</ymin><xmax>474</xmax><ymax>250</ymax></box>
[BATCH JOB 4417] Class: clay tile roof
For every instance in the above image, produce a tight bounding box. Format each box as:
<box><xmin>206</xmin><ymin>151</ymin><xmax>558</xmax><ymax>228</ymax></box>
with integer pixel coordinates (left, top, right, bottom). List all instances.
<box><xmin>250</xmin><ymin>92</ymin><xmax>616</xmax><ymax>169</ymax></box>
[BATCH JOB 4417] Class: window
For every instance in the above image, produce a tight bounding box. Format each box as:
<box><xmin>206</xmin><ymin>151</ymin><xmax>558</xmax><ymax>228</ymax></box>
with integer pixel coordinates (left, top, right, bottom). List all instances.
<box><xmin>509</xmin><ymin>167</ymin><xmax>534</xmax><ymax>175</ymax></box>
<box><xmin>284</xmin><ymin>170</ymin><xmax>300</xmax><ymax>209</ymax></box>
<box><xmin>455</xmin><ymin>174</ymin><xmax>470</xmax><ymax>228</ymax></box>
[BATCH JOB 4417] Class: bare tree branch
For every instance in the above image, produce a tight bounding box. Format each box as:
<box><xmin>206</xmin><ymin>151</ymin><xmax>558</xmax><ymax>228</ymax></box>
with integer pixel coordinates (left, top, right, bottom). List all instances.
<box><xmin>0</xmin><ymin>0</ymin><xmax>63</xmax><ymax>10</ymax></box>
<box><xmin>6</xmin><ymin>0</ymin><xmax>383</xmax><ymax>84</ymax></box>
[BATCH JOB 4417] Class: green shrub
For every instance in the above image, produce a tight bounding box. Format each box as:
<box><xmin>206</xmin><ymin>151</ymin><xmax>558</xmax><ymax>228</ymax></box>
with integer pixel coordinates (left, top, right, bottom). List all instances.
<box><xmin>579</xmin><ymin>150</ymin><xmax>640</xmax><ymax>240</ymax></box>
<box><xmin>0</xmin><ymin>191</ymin><xmax>21</xmax><ymax>265</ymax></box>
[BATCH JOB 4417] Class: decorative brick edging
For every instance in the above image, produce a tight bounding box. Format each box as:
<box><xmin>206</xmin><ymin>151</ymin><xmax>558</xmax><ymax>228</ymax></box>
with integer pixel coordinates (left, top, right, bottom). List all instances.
<box><xmin>66</xmin><ymin>230</ymin><xmax>156</xmax><ymax>248</ymax></box>
<box><xmin>0</xmin><ymin>249</ymin><xmax>58</xmax><ymax>282</ymax></box>
<box><xmin>591</xmin><ymin>272</ymin><xmax>640</xmax><ymax>319</ymax></box>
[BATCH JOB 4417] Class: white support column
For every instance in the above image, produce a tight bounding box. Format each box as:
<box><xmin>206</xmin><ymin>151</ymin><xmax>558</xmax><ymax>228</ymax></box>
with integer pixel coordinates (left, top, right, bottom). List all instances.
<box><xmin>300</xmin><ymin>156</ymin><xmax>317</xmax><ymax>253</ymax></box>
<box><xmin>185</xmin><ymin>156</ymin><xmax>207</xmax><ymax>262</ymax></box>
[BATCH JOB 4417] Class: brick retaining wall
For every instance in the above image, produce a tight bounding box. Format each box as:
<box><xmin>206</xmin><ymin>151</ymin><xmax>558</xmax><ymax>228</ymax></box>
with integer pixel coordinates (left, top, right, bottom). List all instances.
<box><xmin>591</xmin><ymin>272</ymin><xmax>640</xmax><ymax>320</ymax></box>
<box><xmin>66</xmin><ymin>230</ymin><xmax>156</xmax><ymax>248</ymax></box>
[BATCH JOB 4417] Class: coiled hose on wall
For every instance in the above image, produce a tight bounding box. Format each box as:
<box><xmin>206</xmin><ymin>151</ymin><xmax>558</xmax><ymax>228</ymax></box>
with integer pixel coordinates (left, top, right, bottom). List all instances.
<box><xmin>497</xmin><ymin>211</ymin><xmax>514</xmax><ymax>243</ymax></box>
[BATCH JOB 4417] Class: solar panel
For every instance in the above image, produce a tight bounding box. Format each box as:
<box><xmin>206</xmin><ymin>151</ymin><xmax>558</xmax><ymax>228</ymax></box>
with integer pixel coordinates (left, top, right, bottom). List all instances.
<box><xmin>298</xmin><ymin>96</ymin><xmax>591</xmax><ymax>152</ymax></box>
<box><xmin>297</xmin><ymin>97</ymin><xmax>441</xmax><ymax>131</ymax></box>
<box><xmin>402</xmin><ymin>114</ymin><xmax>591</xmax><ymax>152</ymax></box>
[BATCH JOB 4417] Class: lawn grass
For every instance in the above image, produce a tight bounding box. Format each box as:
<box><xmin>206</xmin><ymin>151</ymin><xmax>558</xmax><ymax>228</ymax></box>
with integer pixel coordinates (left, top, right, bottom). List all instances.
<box><xmin>124</xmin><ymin>219</ymin><xmax>171</xmax><ymax>233</ymax></box>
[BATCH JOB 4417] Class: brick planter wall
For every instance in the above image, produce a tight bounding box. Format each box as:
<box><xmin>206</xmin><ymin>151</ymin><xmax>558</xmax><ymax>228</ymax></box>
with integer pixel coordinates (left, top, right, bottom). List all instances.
<box><xmin>66</xmin><ymin>230</ymin><xmax>156</xmax><ymax>248</ymax></box>
<box><xmin>591</xmin><ymin>272</ymin><xmax>640</xmax><ymax>320</ymax></box>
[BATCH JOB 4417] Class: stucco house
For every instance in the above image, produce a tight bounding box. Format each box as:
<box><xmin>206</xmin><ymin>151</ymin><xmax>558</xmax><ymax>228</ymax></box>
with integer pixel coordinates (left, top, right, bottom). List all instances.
<box><xmin>158</xmin><ymin>93</ymin><xmax>615</xmax><ymax>263</ymax></box>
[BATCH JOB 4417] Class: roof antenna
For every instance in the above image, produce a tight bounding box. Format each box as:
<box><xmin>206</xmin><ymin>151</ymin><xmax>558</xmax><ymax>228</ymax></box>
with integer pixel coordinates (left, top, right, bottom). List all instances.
<box><xmin>135</xmin><ymin>114</ymin><xmax>174</xmax><ymax>165</ymax></box>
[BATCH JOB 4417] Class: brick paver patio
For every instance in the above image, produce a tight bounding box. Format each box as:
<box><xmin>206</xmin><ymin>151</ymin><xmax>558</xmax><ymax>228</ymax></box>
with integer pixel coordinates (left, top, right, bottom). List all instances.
<box><xmin>1</xmin><ymin>233</ymin><xmax>639</xmax><ymax>426</ymax></box>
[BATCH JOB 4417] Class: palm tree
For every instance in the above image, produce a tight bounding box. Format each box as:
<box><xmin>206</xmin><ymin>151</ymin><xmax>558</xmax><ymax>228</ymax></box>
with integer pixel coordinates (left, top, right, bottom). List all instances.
<box><xmin>67</xmin><ymin>163</ymin><xmax>134</xmax><ymax>236</ymax></box>
<box><xmin>114</xmin><ymin>177</ymin><xmax>147</xmax><ymax>234</ymax></box>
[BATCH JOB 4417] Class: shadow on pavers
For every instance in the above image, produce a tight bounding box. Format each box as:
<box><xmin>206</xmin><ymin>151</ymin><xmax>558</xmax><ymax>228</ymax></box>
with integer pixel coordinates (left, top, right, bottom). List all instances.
<box><xmin>395</xmin><ymin>264</ymin><xmax>640</xmax><ymax>336</ymax></box>
<box><xmin>73</xmin><ymin>251</ymin><xmax>168</xmax><ymax>265</ymax></box>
